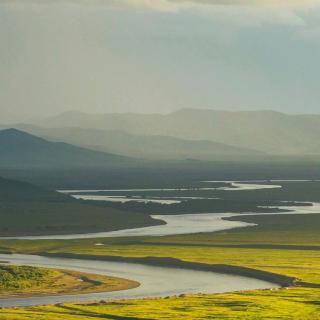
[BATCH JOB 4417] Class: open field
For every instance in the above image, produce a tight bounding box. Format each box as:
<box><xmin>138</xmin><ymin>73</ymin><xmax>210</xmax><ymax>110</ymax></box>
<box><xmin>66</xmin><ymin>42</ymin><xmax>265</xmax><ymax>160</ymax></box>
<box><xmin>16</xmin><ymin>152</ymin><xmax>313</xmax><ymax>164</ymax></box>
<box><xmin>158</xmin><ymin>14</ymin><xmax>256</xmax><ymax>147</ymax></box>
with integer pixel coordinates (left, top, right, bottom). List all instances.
<box><xmin>0</xmin><ymin>264</ymin><xmax>138</xmax><ymax>298</ymax></box>
<box><xmin>1</xmin><ymin>212</ymin><xmax>320</xmax><ymax>282</ymax></box>
<box><xmin>2</xmin><ymin>161</ymin><xmax>320</xmax><ymax>189</ymax></box>
<box><xmin>0</xmin><ymin>287</ymin><xmax>319</xmax><ymax>320</ymax></box>
<box><xmin>0</xmin><ymin>211</ymin><xmax>319</xmax><ymax>319</ymax></box>
<box><xmin>147</xmin><ymin>213</ymin><xmax>320</xmax><ymax>247</ymax></box>
<box><xmin>0</xmin><ymin>181</ymin><xmax>319</xmax><ymax>319</ymax></box>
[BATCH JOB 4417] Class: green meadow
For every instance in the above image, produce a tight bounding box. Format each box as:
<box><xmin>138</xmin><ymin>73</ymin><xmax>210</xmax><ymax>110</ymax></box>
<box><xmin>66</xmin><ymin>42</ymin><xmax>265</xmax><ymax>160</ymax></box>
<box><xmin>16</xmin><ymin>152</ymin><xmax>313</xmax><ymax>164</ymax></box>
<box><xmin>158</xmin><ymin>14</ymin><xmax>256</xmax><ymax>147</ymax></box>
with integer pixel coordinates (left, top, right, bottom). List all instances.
<box><xmin>1</xmin><ymin>288</ymin><xmax>319</xmax><ymax>320</ymax></box>
<box><xmin>0</xmin><ymin>211</ymin><xmax>320</xmax><ymax>319</ymax></box>
<box><xmin>0</xmin><ymin>264</ymin><xmax>138</xmax><ymax>298</ymax></box>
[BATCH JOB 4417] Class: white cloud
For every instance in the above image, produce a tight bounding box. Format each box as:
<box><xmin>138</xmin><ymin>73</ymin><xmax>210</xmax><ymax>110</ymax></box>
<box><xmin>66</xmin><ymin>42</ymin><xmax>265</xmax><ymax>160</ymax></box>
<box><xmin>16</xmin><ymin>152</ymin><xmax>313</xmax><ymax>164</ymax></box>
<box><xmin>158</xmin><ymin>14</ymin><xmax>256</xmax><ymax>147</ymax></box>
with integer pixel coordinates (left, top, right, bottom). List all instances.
<box><xmin>2</xmin><ymin>0</ymin><xmax>319</xmax><ymax>9</ymax></box>
<box><xmin>116</xmin><ymin>0</ymin><xmax>320</xmax><ymax>11</ymax></box>
<box><xmin>1</xmin><ymin>1</ymin><xmax>319</xmax><ymax>28</ymax></box>
<box><xmin>103</xmin><ymin>0</ymin><xmax>308</xmax><ymax>27</ymax></box>
<box><xmin>103</xmin><ymin>0</ymin><xmax>319</xmax><ymax>27</ymax></box>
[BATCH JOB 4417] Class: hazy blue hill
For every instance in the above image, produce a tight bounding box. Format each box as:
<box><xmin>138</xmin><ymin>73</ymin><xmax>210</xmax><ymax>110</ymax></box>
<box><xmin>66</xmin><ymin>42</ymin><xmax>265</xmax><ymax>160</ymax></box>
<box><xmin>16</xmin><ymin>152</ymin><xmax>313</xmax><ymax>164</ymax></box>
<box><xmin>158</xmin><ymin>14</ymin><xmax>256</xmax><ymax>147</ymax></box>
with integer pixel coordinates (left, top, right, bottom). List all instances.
<box><xmin>34</xmin><ymin>110</ymin><xmax>163</xmax><ymax>135</ymax></box>
<box><xmin>33</xmin><ymin>109</ymin><xmax>320</xmax><ymax>156</ymax></box>
<box><xmin>15</xmin><ymin>125</ymin><xmax>262</xmax><ymax>161</ymax></box>
<box><xmin>0</xmin><ymin>128</ymin><xmax>131</xmax><ymax>168</ymax></box>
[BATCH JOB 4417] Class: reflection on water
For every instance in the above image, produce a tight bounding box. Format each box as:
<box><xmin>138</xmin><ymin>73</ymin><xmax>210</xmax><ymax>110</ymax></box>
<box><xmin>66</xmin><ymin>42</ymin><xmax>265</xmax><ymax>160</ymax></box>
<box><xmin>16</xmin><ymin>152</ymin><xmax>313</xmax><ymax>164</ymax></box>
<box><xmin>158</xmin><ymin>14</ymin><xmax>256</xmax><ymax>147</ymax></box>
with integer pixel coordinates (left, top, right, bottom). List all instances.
<box><xmin>1</xmin><ymin>202</ymin><xmax>319</xmax><ymax>240</ymax></box>
<box><xmin>72</xmin><ymin>195</ymin><xmax>182</xmax><ymax>204</ymax></box>
<box><xmin>59</xmin><ymin>181</ymin><xmax>283</xmax><ymax>194</ymax></box>
<box><xmin>0</xmin><ymin>254</ymin><xmax>278</xmax><ymax>308</ymax></box>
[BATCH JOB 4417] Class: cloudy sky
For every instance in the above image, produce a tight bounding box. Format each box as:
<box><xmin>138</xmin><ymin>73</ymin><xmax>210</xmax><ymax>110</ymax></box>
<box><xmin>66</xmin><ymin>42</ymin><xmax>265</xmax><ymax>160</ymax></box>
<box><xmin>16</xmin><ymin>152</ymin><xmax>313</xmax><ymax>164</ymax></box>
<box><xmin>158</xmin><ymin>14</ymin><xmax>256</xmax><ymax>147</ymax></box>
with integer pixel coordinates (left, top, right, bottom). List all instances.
<box><xmin>1</xmin><ymin>0</ymin><xmax>320</xmax><ymax>122</ymax></box>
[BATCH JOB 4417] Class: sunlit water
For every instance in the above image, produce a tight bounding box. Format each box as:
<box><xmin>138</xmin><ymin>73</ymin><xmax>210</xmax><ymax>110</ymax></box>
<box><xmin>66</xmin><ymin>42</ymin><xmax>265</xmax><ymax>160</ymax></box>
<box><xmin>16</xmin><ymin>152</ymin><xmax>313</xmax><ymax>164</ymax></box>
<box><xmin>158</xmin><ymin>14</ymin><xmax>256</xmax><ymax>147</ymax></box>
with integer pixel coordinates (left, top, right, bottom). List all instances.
<box><xmin>1</xmin><ymin>202</ymin><xmax>318</xmax><ymax>240</ymax></box>
<box><xmin>71</xmin><ymin>195</ymin><xmax>182</xmax><ymax>204</ymax></box>
<box><xmin>0</xmin><ymin>254</ymin><xmax>278</xmax><ymax>307</ymax></box>
<box><xmin>59</xmin><ymin>181</ymin><xmax>282</xmax><ymax>194</ymax></box>
<box><xmin>0</xmin><ymin>181</ymin><xmax>314</xmax><ymax>307</ymax></box>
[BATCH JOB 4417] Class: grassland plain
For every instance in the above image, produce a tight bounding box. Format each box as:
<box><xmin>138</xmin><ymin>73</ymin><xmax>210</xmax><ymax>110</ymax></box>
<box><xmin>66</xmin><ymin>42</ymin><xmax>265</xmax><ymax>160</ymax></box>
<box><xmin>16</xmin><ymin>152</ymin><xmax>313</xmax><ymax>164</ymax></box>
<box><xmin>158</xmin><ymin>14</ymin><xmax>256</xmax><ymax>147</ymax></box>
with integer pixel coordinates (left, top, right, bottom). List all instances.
<box><xmin>0</xmin><ymin>213</ymin><xmax>319</xmax><ymax>319</ymax></box>
<box><xmin>0</xmin><ymin>288</ymin><xmax>319</xmax><ymax>320</ymax></box>
<box><xmin>0</xmin><ymin>264</ymin><xmax>138</xmax><ymax>298</ymax></box>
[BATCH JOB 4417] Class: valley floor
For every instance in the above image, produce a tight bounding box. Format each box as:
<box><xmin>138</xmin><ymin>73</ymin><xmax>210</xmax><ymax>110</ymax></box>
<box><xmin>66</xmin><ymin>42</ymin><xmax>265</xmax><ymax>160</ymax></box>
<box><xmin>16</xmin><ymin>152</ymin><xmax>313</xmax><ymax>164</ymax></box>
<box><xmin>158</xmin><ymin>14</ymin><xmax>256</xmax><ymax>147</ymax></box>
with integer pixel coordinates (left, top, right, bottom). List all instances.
<box><xmin>1</xmin><ymin>181</ymin><xmax>320</xmax><ymax>318</ymax></box>
<box><xmin>1</xmin><ymin>287</ymin><xmax>319</xmax><ymax>320</ymax></box>
<box><xmin>0</xmin><ymin>212</ymin><xmax>319</xmax><ymax>319</ymax></box>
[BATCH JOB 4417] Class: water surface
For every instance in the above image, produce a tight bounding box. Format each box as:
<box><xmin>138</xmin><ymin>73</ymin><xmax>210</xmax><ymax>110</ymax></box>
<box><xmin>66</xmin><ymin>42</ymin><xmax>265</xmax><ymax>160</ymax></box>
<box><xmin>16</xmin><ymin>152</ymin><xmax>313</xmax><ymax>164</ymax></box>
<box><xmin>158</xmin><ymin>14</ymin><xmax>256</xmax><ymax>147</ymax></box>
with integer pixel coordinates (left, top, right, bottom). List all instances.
<box><xmin>0</xmin><ymin>254</ymin><xmax>278</xmax><ymax>308</ymax></box>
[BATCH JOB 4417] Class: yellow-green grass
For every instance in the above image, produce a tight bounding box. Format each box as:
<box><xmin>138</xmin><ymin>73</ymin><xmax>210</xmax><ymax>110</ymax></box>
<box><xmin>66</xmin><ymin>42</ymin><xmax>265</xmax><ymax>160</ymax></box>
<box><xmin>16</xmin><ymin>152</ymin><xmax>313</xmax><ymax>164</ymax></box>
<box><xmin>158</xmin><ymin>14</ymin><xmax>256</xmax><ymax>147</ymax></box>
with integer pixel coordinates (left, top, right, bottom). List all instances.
<box><xmin>0</xmin><ymin>288</ymin><xmax>319</xmax><ymax>320</ymax></box>
<box><xmin>1</xmin><ymin>242</ymin><xmax>319</xmax><ymax>320</ymax></box>
<box><xmin>0</xmin><ymin>264</ymin><xmax>138</xmax><ymax>298</ymax></box>
<box><xmin>35</xmin><ymin>245</ymin><xmax>320</xmax><ymax>284</ymax></box>
<box><xmin>0</xmin><ymin>213</ymin><xmax>320</xmax><ymax>319</ymax></box>
<box><xmin>147</xmin><ymin>213</ymin><xmax>320</xmax><ymax>247</ymax></box>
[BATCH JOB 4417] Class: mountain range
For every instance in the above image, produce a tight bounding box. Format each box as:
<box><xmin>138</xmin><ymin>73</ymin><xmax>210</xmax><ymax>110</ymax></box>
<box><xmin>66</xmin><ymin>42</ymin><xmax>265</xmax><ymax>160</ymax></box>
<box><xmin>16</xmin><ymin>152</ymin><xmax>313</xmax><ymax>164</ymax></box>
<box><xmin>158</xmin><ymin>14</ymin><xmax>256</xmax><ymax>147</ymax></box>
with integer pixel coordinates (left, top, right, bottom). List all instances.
<box><xmin>0</xmin><ymin>128</ymin><xmax>130</xmax><ymax>168</ymax></box>
<box><xmin>2</xmin><ymin>109</ymin><xmax>320</xmax><ymax>164</ymax></box>
<box><xmin>13</xmin><ymin>125</ymin><xmax>262</xmax><ymax>161</ymax></box>
<box><xmin>27</xmin><ymin>109</ymin><xmax>320</xmax><ymax>156</ymax></box>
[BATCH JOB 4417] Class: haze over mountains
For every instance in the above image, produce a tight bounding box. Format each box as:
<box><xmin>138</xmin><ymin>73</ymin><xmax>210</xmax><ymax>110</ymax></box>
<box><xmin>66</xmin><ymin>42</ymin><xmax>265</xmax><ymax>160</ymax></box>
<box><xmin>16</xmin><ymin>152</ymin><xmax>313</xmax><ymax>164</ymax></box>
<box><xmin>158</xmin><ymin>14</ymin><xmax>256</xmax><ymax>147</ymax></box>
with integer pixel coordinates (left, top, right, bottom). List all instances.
<box><xmin>28</xmin><ymin>109</ymin><xmax>320</xmax><ymax>157</ymax></box>
<box><xmin>0</xmin><ymin>128</ymin><xmax>130</xmax><ymax>168</ymax></box>
<box><xmin>14</xmin><ymin>125</ymin><xmax>261</xmax><ymax>161</ymax></box>
<box><xmin>2</xmin><ymin>109</ymin><xmax>320</xmax><ymax>164</ymax></box>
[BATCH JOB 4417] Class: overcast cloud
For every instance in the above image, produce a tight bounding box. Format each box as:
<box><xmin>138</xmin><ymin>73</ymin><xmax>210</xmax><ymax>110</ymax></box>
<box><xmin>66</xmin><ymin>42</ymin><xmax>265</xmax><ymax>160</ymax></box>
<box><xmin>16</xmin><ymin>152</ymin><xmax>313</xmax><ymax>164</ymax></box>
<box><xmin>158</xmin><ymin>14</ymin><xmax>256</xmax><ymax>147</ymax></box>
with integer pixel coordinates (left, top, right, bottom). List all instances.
<box><xmin>1</xmin><ymin>0</ymin><xmax>320</xmax><ymax>122</ymax></box>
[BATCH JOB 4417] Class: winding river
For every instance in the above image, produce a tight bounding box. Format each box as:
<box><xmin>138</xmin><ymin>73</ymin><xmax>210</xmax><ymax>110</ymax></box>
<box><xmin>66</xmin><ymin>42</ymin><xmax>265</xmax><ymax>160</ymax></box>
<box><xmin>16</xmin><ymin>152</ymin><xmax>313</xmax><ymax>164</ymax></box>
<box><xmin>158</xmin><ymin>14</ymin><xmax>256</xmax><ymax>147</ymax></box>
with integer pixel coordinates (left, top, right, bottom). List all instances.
<box><xmin>0</xmin><ymin>254</ymin><xmax>278</xmax><ymax>308</ymax></box>
<box><xmin>59</xmin><ymin>181</ymin><xmax>283</xmax><ymax>198</ymax></box>
<box><xmin>0</xmin><ymin>181</ymin><xmax>317</xmax><ymax>307</ymax></box>
<box><xmin>2</xmin><ymin>202</ymin><xmax>319</xmax><ymax>240</ymax></box>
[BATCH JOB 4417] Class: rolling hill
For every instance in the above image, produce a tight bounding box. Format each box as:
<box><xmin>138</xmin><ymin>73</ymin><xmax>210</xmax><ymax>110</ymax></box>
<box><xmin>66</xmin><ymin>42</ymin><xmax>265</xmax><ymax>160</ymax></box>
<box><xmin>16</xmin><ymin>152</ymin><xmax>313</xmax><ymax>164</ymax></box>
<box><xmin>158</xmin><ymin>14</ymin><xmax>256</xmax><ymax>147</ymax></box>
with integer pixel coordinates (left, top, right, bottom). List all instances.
<box><xmin>32</xmin><ymin>109</ymin><xmax>320</xmax><ymax>156</ymax></box>
<box><xmin>0</xmin><ymin>176</ymin><xmax>160</xmax><ymax>236</ymax></box>
<box><xmin>0</xmin><ymin>128</ymin><xmax>132</xmax><ymax>168</ymax></box>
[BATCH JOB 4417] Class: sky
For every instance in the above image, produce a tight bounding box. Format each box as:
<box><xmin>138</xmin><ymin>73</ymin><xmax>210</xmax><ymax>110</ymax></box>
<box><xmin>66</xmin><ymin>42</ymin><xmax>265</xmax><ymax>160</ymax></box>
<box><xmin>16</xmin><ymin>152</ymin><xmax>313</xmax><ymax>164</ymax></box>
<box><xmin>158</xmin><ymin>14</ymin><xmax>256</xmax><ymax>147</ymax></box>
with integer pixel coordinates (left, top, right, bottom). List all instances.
<box><xmin>1</xmin><ymin>0</ymin><xmax>320</xmax><ymax>122</ymax></box>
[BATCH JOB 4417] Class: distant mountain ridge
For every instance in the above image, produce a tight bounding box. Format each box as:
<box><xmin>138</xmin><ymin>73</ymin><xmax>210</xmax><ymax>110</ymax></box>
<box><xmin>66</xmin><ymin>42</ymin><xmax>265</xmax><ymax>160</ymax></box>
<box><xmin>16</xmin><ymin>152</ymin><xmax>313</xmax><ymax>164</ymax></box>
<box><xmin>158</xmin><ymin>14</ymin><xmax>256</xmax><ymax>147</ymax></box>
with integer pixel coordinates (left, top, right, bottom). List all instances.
<box><xmin>13</xmin><ymin>125</ymin><xmax>263</xmax><ymax>161</ymax></box>
<box><xmin>31</xmin><ymin>109</ymin><xmax>320</xmax><ymax>156</ymax></box>
<box><xmin>0</xmin><ymin>128</ymin><xmax>131</xmax><ymax>168</ymax></box>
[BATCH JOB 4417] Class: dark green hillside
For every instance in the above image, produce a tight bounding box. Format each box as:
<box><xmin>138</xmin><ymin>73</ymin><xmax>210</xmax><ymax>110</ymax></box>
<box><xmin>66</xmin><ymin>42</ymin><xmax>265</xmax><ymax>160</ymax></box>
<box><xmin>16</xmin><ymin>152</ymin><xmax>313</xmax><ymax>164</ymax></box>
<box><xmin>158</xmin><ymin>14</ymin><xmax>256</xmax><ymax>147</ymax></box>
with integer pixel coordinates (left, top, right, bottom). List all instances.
<box><xmin>0</xmin><ymin>128</ymin><xmax>131</xmax><ymax>168</ymax></box>
<box><xmin>0</xmin><ymin>176</ymin><xmax>67</xmax><ymax>202</ymax></box>
<box><xmin>0</xmin><ymin>177</ymin><xmax>160</xmax><ymax>236</ymax></box>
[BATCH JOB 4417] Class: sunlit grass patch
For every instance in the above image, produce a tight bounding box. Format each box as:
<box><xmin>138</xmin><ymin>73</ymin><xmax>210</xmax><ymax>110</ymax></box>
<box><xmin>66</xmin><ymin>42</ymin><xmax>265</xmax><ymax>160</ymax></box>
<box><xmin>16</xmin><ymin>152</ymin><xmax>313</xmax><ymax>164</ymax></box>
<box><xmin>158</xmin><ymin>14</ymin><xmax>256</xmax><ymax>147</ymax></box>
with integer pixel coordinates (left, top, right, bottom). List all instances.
<box><xmin>1</xmin><ymin>288</ymin><xmax>320</xmax><ymax>320</ymax></box>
